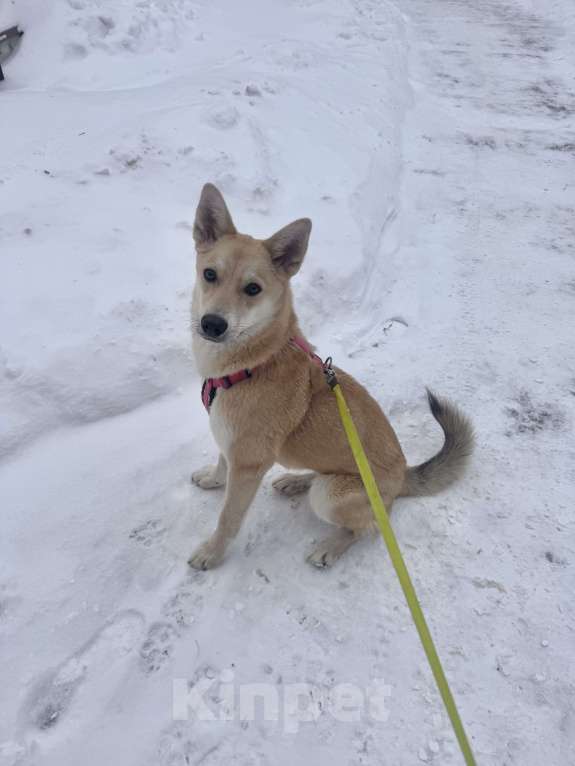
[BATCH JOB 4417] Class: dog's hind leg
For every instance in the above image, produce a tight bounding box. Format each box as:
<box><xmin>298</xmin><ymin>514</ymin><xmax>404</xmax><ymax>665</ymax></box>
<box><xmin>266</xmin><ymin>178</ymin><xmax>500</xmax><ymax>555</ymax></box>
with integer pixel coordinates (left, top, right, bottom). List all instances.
<box><xmin>307</xmin><ymin>474</ymin><xmax>398</xmax><ymax>568</ymax></box>
<box><xmin>272</xmin><ymin>472</ymin><xmax>315</xmax><ymax>496</ymax></box>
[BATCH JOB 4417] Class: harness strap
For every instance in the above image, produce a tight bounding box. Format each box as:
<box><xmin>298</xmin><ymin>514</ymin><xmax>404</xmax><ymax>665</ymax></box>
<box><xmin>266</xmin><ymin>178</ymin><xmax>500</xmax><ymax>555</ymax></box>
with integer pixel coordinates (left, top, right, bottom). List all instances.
<box><xmin>289</xmin><ymin>335</ymin><xmax>324</xmax><ymax>368</ymax></box>
<box><xmin>201</xmin><ymin>369</ymin><xmax>252</xmax><ymax>411</ymax></box>
<box><xmin>200</xmin><ymin>335</ymin><xmax>320</xmax><ymax>412</ymax></box>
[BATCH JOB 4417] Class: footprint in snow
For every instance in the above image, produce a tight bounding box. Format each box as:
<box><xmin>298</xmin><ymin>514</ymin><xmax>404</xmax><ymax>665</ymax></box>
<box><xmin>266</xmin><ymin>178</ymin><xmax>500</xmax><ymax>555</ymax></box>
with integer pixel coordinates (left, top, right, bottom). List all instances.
<box><xmin>0</xmin><ymin>582</ymin><xmax>22</xmax><ymax>627</ymax></box>
<box><xmin>505</xmin><ymin>390</ymin><xmax>565</xmax><ymax>435</ymax></box>
<box><xmin>25</xmin><ymin>610</ymin><xmax>144</xmax><ymax>731</ymax></box>
<box><xmin>205</xmin><ymin>105</ymin><xmax>240</xmax><ymax>130</ymax></box>
<box><xmin>158</xmin><ymin>721</ymin><xmax>268</xmax><ymax>766</ymax></box>
<box><xmin>129</xmin><ymin>518</ymin><xmax>166</xmax><ymax>548</ymax></box>
<box><xmin>162</xmin><ymin>575</ymin><xmax>206</xmax><ymax>629</ymax></box>
<box><xmin>138</xmin><ymin>573</ymin><xmax>207</xmax><ymax>675</ymax></box>
<box><xmin>139</xmin><ymin>622</ymin><xmax>179</xmax><ymax>675</ymax></box>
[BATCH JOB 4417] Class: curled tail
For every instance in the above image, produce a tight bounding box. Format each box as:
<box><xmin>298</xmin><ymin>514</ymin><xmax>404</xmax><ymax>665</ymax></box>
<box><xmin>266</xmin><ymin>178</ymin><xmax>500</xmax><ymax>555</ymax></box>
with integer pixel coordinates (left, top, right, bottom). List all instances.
<box><xmin>401</xmin><ymin>389</ymin><xmax>474</xmax><ymax>497</ymax></box>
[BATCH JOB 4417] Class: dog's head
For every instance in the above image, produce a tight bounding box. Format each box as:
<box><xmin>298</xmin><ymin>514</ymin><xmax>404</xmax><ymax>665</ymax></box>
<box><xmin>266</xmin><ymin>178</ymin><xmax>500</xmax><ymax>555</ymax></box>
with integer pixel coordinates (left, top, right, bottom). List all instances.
<box><xmin>191</xmin><ymin>183</ymin><xmax>311</xmax><ymax>348</ymax></box>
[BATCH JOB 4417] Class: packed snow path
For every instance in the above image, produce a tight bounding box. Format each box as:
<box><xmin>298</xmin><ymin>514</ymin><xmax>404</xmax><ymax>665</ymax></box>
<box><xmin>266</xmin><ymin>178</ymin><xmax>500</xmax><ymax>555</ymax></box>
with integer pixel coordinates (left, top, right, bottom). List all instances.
<box><xmin>1</xmin><ymin>0</ymin><xmax>574</xmax><ymax>764</ymax></box>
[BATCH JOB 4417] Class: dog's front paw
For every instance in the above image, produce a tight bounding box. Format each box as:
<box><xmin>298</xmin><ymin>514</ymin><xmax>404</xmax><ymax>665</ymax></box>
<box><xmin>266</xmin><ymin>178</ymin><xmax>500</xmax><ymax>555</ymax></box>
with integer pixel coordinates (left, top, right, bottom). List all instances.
<box><xmin>191</xmin><ymin>465</ymin><xmax>225</xmax><ymax>490</ymax></box>
<box><xmin>188</xmin><ymin>538</ymin><xmax>225</xmax><ymax>570</ymax></box>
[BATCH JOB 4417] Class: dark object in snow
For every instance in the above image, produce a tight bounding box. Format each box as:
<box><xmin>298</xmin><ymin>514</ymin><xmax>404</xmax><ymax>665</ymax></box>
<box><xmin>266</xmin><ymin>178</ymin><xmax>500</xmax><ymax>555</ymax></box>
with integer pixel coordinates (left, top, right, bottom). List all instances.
<box><xmin>0</xmin><ymin>25</ymin><xmax>24</xmax><ymax>82</ymax></box>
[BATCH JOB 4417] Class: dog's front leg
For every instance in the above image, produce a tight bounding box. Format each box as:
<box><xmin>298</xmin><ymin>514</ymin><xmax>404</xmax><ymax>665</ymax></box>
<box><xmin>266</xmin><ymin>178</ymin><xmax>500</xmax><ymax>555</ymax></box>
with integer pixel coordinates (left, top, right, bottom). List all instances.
<box><xmin>191</xmin><ymin>453</ymin><xmax>227</xmax><ymax>489</ymax></box>
<box><xmin>188</xmin><ymin>462</ymin><xmax>269</xmax><ymax>570</ymax></box>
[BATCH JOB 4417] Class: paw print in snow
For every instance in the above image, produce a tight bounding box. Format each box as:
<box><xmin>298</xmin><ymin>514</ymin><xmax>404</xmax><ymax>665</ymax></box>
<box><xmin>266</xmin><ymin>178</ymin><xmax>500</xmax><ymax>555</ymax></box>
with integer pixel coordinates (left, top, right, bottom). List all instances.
<box><xmin>139</xmin><ymin>622</ymin><xmax>178</xmax><ymax>674</ymax></box>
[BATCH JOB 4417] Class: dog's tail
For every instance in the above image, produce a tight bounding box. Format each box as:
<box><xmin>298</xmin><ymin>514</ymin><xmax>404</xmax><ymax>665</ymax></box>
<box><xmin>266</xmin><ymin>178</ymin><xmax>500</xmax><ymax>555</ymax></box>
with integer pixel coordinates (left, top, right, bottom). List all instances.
<box><xmin>400</xmin><ymin>389</ymin><xmax>474</xmax><ymax>497</ymax></box>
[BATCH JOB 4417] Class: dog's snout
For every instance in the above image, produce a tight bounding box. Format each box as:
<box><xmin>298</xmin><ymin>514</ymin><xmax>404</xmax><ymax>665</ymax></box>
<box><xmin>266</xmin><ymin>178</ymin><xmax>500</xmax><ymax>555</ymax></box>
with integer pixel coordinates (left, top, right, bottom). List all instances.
<box><xmin>201</xmin><ymin>313</ymin><xmax>228</xmax><ymax>339</ymax></box>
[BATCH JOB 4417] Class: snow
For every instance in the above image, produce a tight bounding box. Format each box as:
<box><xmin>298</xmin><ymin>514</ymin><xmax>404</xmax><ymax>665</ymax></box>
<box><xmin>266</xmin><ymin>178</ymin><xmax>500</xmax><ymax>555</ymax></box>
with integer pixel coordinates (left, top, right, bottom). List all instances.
<box><xmin>1</xmin><ymin>0</ymin><xmax>574</xmax><ymax>764</ymax></box>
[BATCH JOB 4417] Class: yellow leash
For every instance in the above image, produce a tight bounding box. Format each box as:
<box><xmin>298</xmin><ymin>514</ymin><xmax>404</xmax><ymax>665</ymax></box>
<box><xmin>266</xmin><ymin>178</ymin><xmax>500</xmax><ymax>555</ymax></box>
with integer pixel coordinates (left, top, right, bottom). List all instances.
<box><xmin>324</xmin><ymin>363</ymin><xmax>477</xmax><ymax>766</ymax></box>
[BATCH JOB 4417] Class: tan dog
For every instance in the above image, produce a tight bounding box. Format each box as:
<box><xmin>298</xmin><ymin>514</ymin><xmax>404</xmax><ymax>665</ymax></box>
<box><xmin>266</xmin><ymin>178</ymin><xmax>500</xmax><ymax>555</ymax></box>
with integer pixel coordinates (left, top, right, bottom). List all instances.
<box><xmin>189</xmin><ymin>183</ymin><xmax>474</xmax><ymax>570</ymax></box>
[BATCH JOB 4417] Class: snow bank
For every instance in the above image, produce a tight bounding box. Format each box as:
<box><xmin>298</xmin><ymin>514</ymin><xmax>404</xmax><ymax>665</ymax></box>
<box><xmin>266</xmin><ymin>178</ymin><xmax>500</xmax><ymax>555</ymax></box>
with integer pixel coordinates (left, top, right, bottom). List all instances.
<box><xmin>0</xmin><ymin>0</ymin><xmax>408</xmax><ymax>457</ymax></box>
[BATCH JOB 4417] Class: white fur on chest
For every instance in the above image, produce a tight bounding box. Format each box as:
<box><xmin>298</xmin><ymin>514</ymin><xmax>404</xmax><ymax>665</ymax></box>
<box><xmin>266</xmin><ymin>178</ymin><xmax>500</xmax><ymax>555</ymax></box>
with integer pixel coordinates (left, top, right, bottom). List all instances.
<box><xmin>209</xmin><ymin>395</ymin><xmax>234</xmax><ymax>457</ymax></box>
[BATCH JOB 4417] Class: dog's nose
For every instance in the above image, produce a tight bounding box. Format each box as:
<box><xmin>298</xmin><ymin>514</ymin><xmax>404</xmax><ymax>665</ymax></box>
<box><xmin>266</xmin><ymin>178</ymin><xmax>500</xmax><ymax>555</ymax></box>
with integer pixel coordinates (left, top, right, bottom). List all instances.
<box><xmin>201</xmin><ymin>314</ymin><xmax>228</xmax><ymax>339</ymax></box>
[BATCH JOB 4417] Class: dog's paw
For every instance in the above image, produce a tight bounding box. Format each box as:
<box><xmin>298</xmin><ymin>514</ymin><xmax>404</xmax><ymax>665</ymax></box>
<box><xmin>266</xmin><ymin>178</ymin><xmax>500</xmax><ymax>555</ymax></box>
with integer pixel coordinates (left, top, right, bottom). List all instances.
<box><xmin>272</xmin><ymin>472</ymin><xmax>314</xmax><ymax>497</ymax></box>
<box><xmin>191</xmin><ymin>465</ymin><xmax>225</xmax><ymax>490</ymax></box>
<box><xmin>306</xmin><ymin>547</ymin><xmax>337</xmax><ymax>569</ymax></box>
<box><xmin>188</xmin><ymin>539</ymin><xmax>225</xmax><ymax>571</ymax></box>
<box><xmin>307</xmin><ymin>530</ymin><xmax>357</xmax><ymax>569</ymax></box>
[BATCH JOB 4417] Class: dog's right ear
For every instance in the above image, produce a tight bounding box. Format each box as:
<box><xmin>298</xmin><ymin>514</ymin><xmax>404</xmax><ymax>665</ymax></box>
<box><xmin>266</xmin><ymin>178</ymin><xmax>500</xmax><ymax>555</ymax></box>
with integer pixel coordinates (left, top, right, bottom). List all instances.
<box><xmin>194</xmin><ymin>183</ymin><xmax>237</xmax><ymax>249</ymax></box>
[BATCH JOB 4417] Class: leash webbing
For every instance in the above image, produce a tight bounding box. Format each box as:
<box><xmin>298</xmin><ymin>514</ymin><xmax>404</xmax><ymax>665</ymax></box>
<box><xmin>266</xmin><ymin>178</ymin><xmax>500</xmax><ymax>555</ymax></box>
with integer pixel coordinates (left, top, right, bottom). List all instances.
<box><xmin>325</xmin><ymin>368</ymin><xmax>477</xmax><ymax>766</ymax></box>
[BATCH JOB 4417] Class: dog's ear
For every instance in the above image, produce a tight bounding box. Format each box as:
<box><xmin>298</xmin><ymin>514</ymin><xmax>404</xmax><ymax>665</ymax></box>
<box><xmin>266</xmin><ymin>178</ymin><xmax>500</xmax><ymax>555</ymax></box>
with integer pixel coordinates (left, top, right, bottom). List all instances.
<box><xmin>194</xmin><ymin>183</ymin><xmax>237</xmax><ymax>248</ymax></box>
<box><xmin>264</xmin><ymin>218</ymin><xmax>312</xmax><ymax>277</ymax></box>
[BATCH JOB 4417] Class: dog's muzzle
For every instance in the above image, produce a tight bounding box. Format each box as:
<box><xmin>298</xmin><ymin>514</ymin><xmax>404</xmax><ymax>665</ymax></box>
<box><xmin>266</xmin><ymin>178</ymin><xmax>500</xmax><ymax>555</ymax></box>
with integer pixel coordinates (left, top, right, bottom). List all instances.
<box><xmin>200</xmin><ymin>313</ymin><xmax>228</xmax><ymax>341</ymax></box>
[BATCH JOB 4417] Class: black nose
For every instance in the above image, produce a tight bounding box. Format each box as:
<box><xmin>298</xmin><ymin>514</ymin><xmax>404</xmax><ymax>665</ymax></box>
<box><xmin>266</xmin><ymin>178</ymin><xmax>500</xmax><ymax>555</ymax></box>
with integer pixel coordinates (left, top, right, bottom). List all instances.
<box><xmin>201</xmin><ymin>314</ymin><xmax>228</xmax><ymax>339</ymax></box>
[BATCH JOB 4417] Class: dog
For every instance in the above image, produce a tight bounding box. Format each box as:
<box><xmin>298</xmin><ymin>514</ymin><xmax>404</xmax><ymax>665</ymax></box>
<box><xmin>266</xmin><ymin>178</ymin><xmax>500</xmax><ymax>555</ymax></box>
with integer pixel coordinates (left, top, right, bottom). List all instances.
<box><xmin>189</xmin><ymin>183</ymin><xmax>474</xmax><ymax>570</ymax></box>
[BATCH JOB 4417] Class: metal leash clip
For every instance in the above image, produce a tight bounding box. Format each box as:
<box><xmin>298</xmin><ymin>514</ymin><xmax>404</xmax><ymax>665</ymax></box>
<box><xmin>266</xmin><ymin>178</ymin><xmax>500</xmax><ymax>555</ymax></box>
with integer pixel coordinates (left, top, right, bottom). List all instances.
<box><xmin>322</xmin><ymin>356</ymin><xmax>338</xmax><ymax>390</ymax></box>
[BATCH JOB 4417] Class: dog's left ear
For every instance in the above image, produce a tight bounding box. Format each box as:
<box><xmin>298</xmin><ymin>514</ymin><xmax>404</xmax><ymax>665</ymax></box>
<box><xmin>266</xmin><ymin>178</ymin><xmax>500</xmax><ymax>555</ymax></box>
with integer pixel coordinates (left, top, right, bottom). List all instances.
<box><xmin>194</xmin><ymin>183</ymin><xmax>237</xmax><ymax>249</ymax></box>
<box><xmin>264</xmin><ymin>218</ymin><xmax>312</xmax><ymax>277</ymax></box>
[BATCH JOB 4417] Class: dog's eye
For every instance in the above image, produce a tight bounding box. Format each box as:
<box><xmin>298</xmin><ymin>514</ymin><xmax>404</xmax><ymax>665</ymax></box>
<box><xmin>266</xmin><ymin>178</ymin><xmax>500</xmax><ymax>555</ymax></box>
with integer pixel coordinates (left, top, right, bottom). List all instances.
<box><xmin>203</xmin><ymin>268</ymin><xmax>217</xmax><ymax>283</ymax></box>
<box><xmin>244</xmin><ymin>282</ymin><xmax>262</xmax><ymax>296</ymax></box>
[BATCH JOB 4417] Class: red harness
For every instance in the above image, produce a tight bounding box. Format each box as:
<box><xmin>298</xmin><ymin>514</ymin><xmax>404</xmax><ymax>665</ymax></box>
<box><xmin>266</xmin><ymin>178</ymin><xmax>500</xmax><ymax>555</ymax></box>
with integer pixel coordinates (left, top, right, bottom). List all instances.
<box><xmin>201</xmin><ymin>336</ymin><xmax>322</xmax><ymax>412</ymax></box>
<box><xmin>201</xmin><ymin>368</ymin><xmax>252</xmax><ymax>411</ymax></box>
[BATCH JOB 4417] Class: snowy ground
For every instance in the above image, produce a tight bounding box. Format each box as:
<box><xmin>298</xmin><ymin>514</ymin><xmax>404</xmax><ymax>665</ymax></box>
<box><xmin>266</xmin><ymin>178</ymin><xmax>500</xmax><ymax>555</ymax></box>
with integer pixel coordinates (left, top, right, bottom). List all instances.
<box><xmin>1</xmin><ymin>0</ymin><xmax>574</xmax><ymax>764</ymax></box>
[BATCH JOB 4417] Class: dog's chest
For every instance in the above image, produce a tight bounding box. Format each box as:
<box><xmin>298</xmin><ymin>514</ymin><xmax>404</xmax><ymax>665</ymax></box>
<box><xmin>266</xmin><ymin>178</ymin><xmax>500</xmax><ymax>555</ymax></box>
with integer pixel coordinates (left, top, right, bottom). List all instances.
<box><xmin>209</xmin><ymin>396</ymin><xmax>234</xmax><ymax>456</ymax></box>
